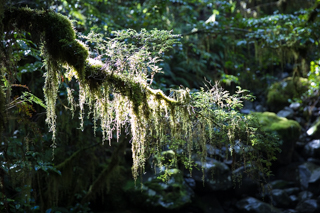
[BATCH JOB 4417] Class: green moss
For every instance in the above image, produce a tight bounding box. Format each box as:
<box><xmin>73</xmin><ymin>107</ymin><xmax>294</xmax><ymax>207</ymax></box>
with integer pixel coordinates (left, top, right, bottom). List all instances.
<box><xmin>255</xmin><ymin>112</ymin><xmax>300</xmax><ymax>141</ymax></box>
<box><xmin>4</xmin><ymin>8</ymin><xmax>89</xmax><ymax>81</ymax></box>
<box><xmin>267</xmin><ymin>77</ymin><xmax>309</xmax><ymax>111</ymax></box>
<box><xmin>253</xmin><ymin>112</ymin><xmax>300</xmax><ymax>164</ymax></box>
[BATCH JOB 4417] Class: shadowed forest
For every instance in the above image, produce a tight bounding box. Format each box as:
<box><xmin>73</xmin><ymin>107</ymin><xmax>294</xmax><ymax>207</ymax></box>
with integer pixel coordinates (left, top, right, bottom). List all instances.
<box><xmin>1</xmin><ymin>0</ymin><xmax>320</xmax><ymax>213</ymax></box>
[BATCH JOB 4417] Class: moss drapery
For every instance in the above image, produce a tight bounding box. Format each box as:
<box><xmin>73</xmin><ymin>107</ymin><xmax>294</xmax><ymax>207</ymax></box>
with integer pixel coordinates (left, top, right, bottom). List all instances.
<box><xmin>1</xmin><ymin>7</ymin><xmax>279</xmax><ymax>184</ymax></box>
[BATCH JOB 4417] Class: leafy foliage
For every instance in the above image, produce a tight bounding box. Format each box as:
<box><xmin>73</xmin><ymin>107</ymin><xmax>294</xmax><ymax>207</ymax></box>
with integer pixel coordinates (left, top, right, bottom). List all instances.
<box><xmin>2</xmin><ymin>0</ymin><xmax>320</xmax><ymax>211</ymax></box>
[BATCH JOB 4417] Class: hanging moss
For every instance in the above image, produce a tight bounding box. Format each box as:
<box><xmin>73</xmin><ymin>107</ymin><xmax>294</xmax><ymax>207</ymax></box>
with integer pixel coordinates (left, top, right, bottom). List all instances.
<box><xmin>0</xmin><ymin>86</ymin><xmax>5</xmax><ymax>141</ymax></box>
<box><xmin>1</xmin><ymin>7</ymin><xmax>280</xmax><ymax>185</ymax></box>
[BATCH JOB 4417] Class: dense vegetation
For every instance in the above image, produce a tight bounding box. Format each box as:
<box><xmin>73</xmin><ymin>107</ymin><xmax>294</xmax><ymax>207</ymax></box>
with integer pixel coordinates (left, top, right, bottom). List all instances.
<box><xmin>1</xmin><ymin>0</ymin><xmax>320</xmax><ymax>212</ymax></box>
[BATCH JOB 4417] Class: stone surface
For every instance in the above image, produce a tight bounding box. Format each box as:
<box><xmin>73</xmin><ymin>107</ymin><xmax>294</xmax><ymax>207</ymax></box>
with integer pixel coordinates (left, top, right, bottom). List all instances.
<box><xmin>138</xmin><ymin>168</ymin><xmax>194</xmax><ymax>209</ymax></box>
<box><xmin>192</xmin><ymin>158</ymin><xmax>232</xmax><ymax>191</ymax></box>
<box><xmin>308</xmin><ymin>167</ymin><xmax>320</xmax><ymax>195</ymax></box>
<box><xmin>277</xmin><ymin>107</ymin><xmax>294</xmax><ymax>119</ymax></box>
<box><xmin>290</xmin><ymin>102</ymin><xmax>301</xmax><ymax>110</ymax></box>
<box><xmin>298</xmin><ymin>162</ymin><xmax>319</xmax><ymax>190</ymax></box>
<box><xmin>236</xmin><ymin>197</ymin><xmax>280</xmax><ymax>213</ymax></box>
<box><xmin>267</xmin><ymin>77</ymin><xmax>309</xmax><ymax>112</ymax></box>
<box><xmin>270</xmin><ymin>189</ymin><xmax>291</xmax><ymax>208</ymax></box>
<box><xmin>303</xmin><ymin>140</ymin><xmax>320</xmax><ymax>159</ymax></box>
<box><xmin>298</xmin><ymin>191</ymin><xmax>313</xmax><ymax>200</ymax></box>
<box><xmin>252</xmin><ymin>112</ymin><xmax>301</xmax><ymax>165</ymax></box>
<box><xmin>296</xmin><ymin>199</ymin><xmax>319</xmax><ymax>213</ymax></box>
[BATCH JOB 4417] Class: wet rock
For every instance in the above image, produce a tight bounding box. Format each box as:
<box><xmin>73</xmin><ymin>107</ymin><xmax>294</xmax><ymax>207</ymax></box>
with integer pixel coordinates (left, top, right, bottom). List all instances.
<box><xmin>284</xmin><ymin>187</ymin><xmax>300</xmax><ymax>195</ymax></box>
<box><xmin>289</xmin><ymin>195</ymin><xmax>299</xmax><ymax>206</ymax></box>
<box><xmin>267</xmin><ymin>180</ymin><xmax>294</xmax><ymax>189</ymax></box>
<box><xmin>307</xmin><ymin>158</ymin><xmax>320</xmax><ymax>165</ymax></box>
<box><xmin>270</xmin><ymin>189</ymin><xmax>291</xmax><ymax>208</ymax></box>
<box><xmin>236</xmin><ymin>197</ymin><xmax>280</xmax><ymax>213</ymax></box>
<box><xmin>308</xmin><ymin>167</ymin><xmax>320</xmax><ymax>195</ymax></box>
<box><xmin>298</xmin><ymin>162</ymin><xmax>318</xmax><ymax>190</ymax></box>
<box><xmin>277</xmin><ymin>107</ymin><xmax>294</xmax><ymax>119</ymax></box>
<box><xmin>252</xmin><ymin>112</ymin><xmax>301</xmax><ymax>164</ymax></box>
<box><xmin>303</xmin><ymin>140</ymin><xmax>320</xmax><ymax>159</ymax></box>
<box><xmin>298</xmin><ymin>191</ymin><xmax>313</xmax><ymax>200</ymax></box>
<box><xmin>290</xmin><ymin>102</ymin><xmax>301</xmax><ymax>111</ymax></box>
<box><xmin>296</xmin><ymin>199</ymin><xmax>319</xmax><ymax>213</ymax></box>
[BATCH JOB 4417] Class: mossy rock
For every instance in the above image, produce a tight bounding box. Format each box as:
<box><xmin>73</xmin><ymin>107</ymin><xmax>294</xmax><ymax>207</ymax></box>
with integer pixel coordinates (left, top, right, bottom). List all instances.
<box><xmin>267</xmin><ymin>77</ymin><xmax>308</xmax><ymax>112</ymax></box>
<box><xmin>253</xmin><ymin>112</ymin><xmax>301</xmax><ymax>165</ymax></box>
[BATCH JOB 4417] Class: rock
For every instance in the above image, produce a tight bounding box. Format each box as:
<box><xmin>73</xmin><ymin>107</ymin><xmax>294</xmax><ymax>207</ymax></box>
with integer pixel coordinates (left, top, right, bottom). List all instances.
<box><xmin>289</xmin><ymin>195</ymin><xmax>299</xmax><ymax>206</ymax></box>
<box><xmin>206</xmin><ymin>144</ymin><xmax>225</xmax><ymax>159</ymax></box>
<box><xmin>233</xmin><ymin>166</ymin><xmax>259</xmax><ymax>198</ymax></box>
<box><xmin>270</xmin><ymin>189</ymin><xmax>291</xmax><ymax>207</ymax></box>
<box><xmin>255</xmin><ymin>104</ymin><xmax>266</xmax><ymax>112</ymax></box>
<box><xmin>307</xmin><ymin>158</ymin><xmax>320</xmax><ymax>165</ymax></box>
<box><xmin>267</xmin><ymin>77</ymin><xmax>309</xmax><ymax>112</ymax></box>
<box><xmin>298</xmin><ymin>162</ymin><xmax>319</xmax><ymax>190</ymax></box>
<box><xmin>298</xmin><ymin>191</ymin><xmax>313</xmax><ymax>200</ymax></box>
<box><xmin>290</xmin><ymin>102</ymin><xmax>301</xmax><ymax>110</ymax></box>
<box><xmin>303</xmin><ymin>140</ymin><xmax>320</xmax><ymax>158</ymax></box>
<box><xmin>284</xmin><ymin>187</ymin><xmax>300</xmax><ymax>195</ymax></box>
<box><xmin>236</xmin><ymin>197</ymin><xmax>280</xmax><ymax>213</ymax></box>
<box><xmin>307</xmin><ymin>117</ymin><xmax>320</xmax><ymax>138</ymax></box>
<box><xmin>296</xmin><ymin>199</ymin><xmax>319</xmax><ymax>213</ymax></box>
<box><xmin>277</xmin><ymin>107</ymin><xmax>294</xmax><ymax>119</ymax></box>
<box><xmin>240</xmin><ymin>109</ymin><xmax>254</xmax><ymax>114</ymax></box>
<box><xmin>308</xmin><ymin>167</ymin><xmax>320</xmax><ymax>195</ymax></box>
<box><xmin>139</xmin><ymin>168</ymin><xmax>194</xmax><ymax>209</ymax></box>
<box><xmin>192</xmin><ymin>158</ymin><xmax>232</xmax><ymax>191</ymax></box>
<box><xmin>184</xmin><ymin>177</ymin><xmax>196</xmax><ymax>190</ymax></box>
<box><xmin>252</xmin><ymin>112</ymin><xmax>301</xmax><ymax>164</ymax></box>
<box><xmin>200</xmin><ymin>195</ymin><xmax>225</xmax><ymax>213</ymax></box>
<box><xmin>275</xmin><ymin>163</ymin><xmax>301</xmax><ymax>183</ymax></box>
<box><xmin>267</xmin><ymin>180</ymin><xmax>294</xmax><ymax>190</ymax></box>
<box><xmin>282</xmin><ymin>209</ymin><xmax>298</xmax><ymax>213</ymax></box>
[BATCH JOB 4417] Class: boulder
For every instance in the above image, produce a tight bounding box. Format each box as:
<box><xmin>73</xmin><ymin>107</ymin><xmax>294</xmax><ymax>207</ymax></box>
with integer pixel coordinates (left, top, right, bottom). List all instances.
<box><xmin>252</xmin><ymin>112</ymin><xmax>301</xmax><ymax>165</ymax></box>
<box><xmin>192</xmin><ymin>157</ymin><xmax>232</xmax><ymax>192</ymax></box>
<box><xmin>236</xmin><ymin>197</ymin><xmax>280</xmax><ymax>213</ymax></box>
<box><xmin>296</xmin><ymin>199</ymin><xmax>319</xmax><ymax>213</ymax></box>
<box><xmin>270</xmin><ymin>189</ymin><xmax>291</xmax><ymax>208</ymax></box>
<box><xmin>138</xmin><ymin>168</ymin><xmax>194</xmax><ymax>209</ymax></box>
<box><xmin>297</xmin><ymin>162</ymin><xmax>319</xmax><ymax>190</ymax></box>
<box><xmin>267</xmin><ymin>77</ymin><xmax>309</xmax><ymax>111</ymax></box>
<box><xmin>308</xmin><ymin>167</ymin><xmax>320</xmax><ymax>195</ymax></box>
<box><xmin>303</xmin><ymin>140</ymin><xmax>320</xmax><ymax>160</ymax></box>
<box><xmin>267</xmin><ymin>77</ymin><xmax>308</xmax><ymax>112</ymax></box>
<box><xmin>277</xmin><ymin>107</ymin><xmax>294</xmax><ymax>119</ymax></box>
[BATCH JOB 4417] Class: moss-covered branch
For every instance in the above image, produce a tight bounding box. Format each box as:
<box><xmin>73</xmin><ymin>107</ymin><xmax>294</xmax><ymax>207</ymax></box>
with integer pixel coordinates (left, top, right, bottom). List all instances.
<box><xmin>1</xmin><ymin>7</ymin><xmax>280</xmax><ymax>185</ymax></box>
<box><xmin>3</xmin><ymin>7</ymin><xmax>88</xmax><ymax>80</ymax></box>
